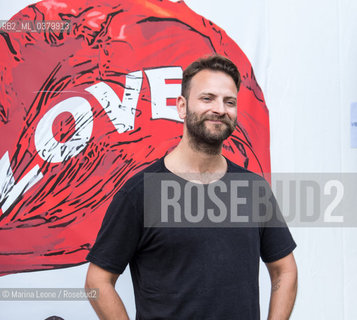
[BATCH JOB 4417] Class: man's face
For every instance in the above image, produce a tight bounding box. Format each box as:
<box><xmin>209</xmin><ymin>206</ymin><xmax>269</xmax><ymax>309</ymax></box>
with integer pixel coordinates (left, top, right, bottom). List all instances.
<box><xmin>184</xmin><ymin>69</ymin><xmax>238</xmax><ymax>145</ymax></box>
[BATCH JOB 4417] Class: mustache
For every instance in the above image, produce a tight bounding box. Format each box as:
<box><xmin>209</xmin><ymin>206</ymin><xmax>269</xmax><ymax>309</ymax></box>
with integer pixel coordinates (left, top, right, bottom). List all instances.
<box><xmin>202</xmin><ymin>115</ymin><xmax>231</xmax><ymax>125</ymax></box>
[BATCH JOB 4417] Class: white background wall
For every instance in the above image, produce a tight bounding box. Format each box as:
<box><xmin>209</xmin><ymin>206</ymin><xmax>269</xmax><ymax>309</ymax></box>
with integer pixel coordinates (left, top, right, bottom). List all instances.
<box><xmin>1</xmin><ymin>0</ymin><xmax>356</xmax><ymax>319</ymax></box>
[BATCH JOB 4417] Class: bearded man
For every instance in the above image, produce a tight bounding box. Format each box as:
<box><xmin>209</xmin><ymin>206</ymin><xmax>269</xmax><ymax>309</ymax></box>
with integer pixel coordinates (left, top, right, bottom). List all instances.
<box><xmin>85</xmin><ymin>55</ymin><xmax>297</xmax><ymax>320</ymax></box>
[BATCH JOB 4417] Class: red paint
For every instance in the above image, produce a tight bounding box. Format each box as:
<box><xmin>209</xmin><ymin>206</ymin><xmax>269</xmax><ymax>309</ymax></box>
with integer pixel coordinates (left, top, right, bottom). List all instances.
<box><xmin>0</xmin><ymin>0</ymin><xmax>270</xmax><ymax>275</ymax></box>
<box><xmin>52</xmin><ymin>112</ymin><xmax>76</xmax><ymax>143</ymax></box>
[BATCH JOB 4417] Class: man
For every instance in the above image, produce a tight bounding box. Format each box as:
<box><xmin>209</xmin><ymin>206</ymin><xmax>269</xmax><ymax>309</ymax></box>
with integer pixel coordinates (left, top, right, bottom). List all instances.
<box><xmin>85</xmin><ymin>55</ymin><xmax>298</xmax><ymax>319</ymax></box>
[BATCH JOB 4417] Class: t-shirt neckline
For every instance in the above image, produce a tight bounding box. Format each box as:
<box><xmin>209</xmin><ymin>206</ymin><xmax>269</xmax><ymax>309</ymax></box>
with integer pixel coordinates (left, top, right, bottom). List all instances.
<box><xmin>159</xmin><ymin>156</ymin><xmax>233</xmax><ymax>186</ymax></box>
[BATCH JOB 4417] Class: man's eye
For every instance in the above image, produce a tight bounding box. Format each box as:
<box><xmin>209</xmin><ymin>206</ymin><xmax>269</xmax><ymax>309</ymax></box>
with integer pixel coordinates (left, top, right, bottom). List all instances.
<box><xmin>202</xmin><ymin>97</ymin><xmax>211</xmax><ymax>101</ymax></box>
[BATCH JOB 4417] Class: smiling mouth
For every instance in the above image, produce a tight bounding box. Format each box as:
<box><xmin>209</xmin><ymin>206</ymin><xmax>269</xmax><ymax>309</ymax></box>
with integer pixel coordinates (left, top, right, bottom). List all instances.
<box><xmin>205</xmin><ymin>119</ymin><xmax>227</xmax><ymax>125</ymax></box>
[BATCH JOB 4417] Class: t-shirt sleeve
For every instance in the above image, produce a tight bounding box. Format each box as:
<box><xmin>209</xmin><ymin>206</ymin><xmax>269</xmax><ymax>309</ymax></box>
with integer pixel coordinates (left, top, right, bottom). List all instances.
<box><xmin>259</xmin><ymin>180</ymin><xmax>296</xmax><ymax>263</ymax></box>
<box><xmin>86</xmin><ymin>190</ymin><xmax>143</xmax><ymax>274</ymax></box>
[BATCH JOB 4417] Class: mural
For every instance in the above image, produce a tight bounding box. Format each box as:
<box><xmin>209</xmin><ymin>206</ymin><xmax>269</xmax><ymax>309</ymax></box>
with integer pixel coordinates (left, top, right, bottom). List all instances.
<box><xmin>0</xmin><ymin>0</ymin><xmax>270</xmax><ymax>275</ymax></box>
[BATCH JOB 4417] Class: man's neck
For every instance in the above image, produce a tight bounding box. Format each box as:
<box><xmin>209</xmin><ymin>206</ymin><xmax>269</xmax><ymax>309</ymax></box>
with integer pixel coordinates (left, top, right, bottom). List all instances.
<box><xmin>164</xmin><ymin>136</ymin><xmax>227</xmax><ymax>183</ymax></box>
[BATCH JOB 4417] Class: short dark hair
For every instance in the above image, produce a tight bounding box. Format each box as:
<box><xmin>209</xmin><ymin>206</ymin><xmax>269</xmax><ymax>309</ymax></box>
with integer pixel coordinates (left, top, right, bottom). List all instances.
<box><xmin>181</xmin><ymin>54</ymin><xmax>241</xmax><ymax>99</ymax></box>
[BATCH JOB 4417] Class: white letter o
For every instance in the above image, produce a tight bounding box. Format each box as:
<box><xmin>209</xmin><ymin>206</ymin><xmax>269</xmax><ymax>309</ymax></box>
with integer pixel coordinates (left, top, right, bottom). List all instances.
<box><xmin>35</xmin><ymin>97</ymin><xmax>93</xmax><ymax>163</ymax></box>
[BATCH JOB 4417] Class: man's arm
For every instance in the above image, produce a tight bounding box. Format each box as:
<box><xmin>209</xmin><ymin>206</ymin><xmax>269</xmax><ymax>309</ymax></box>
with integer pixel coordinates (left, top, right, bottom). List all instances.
<box><xmin>85</xmin><ymin>262</ymin><xmax>130</xmax><ymax>320</ymax></box>
<box><xmin>265</xmin><ymin>252</ymin><xmax>298</xmax><ymax>320</ymax></box>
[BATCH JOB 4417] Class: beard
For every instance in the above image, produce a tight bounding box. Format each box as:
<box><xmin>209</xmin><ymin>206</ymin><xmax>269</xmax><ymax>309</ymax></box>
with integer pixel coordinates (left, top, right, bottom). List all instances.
<box><xmin>185</xmin><ymin>105</ymin><xmax>237</xmax><ymax>154</ymax></box>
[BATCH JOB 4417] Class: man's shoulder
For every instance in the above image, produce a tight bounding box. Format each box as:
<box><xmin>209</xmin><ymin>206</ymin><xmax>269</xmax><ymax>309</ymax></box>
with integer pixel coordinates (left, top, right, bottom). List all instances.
<box><xmin>120</xmin><ymin>157</ymin><xmax>167</xmax><ymax>194</ymax></box>
<box><xmin>226</xmin><ymin>158</ymin><xmax>269</xmax><ymax>183</ymax></box>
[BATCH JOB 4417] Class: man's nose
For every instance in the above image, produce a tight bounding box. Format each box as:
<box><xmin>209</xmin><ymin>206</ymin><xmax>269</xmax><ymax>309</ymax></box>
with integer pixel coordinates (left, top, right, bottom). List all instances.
<box><xmin>211</xmin><ymin>99</ymin><xmax>226</xmax><ymax>115</ymax></box>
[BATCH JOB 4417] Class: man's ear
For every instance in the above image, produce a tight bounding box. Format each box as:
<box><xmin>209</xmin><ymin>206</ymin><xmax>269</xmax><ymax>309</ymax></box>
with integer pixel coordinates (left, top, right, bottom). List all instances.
<box><xmin>176</xmin><ymin>95</ymin><xmax>187</xmax><ymax>120</ymax></box>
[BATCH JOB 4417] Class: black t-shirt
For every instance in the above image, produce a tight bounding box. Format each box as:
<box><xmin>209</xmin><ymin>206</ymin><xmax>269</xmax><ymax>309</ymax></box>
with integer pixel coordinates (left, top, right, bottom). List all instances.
<box><xmin>86</xmin><ymin>158</ymin><xmax>296</xmax><ymax>320</ymax></box>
